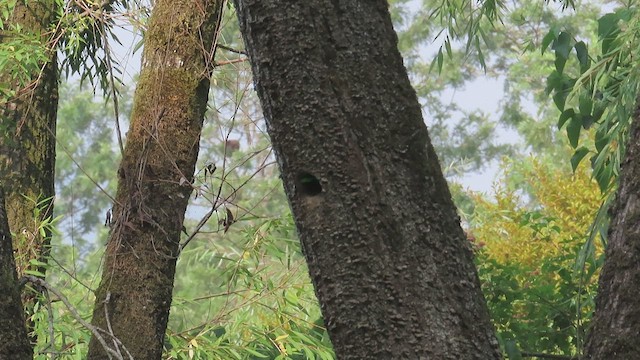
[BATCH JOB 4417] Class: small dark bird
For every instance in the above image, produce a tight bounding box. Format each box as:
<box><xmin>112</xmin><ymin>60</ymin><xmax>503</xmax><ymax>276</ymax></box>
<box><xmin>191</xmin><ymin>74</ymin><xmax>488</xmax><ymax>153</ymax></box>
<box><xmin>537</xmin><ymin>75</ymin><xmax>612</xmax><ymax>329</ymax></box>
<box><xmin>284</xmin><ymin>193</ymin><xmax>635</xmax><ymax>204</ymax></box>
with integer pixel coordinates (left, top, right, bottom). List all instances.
<box><xmin>105</xmin><ymin>209</ymin><xmax>112</xmax><ymax>227</ymax></box>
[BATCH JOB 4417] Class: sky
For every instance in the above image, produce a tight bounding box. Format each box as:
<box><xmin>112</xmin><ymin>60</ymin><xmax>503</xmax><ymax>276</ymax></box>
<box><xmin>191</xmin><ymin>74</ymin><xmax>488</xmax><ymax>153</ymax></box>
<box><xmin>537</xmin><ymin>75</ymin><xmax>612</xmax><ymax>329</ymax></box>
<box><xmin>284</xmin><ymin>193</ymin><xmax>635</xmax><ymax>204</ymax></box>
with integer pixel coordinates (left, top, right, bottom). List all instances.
<box><xmin>437</xmin><ymin>77</ymin><xmax>514</xmax><ymax>193</ymax></box>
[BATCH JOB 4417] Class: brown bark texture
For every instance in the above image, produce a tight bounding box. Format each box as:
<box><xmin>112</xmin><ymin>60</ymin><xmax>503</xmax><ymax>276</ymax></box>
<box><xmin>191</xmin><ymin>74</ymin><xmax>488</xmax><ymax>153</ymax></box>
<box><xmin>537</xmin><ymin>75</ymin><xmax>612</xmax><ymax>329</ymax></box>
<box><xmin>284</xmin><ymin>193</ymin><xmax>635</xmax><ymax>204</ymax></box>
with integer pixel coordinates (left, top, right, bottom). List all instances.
<box><xmin>233</xmin><ymin>1</ymin><xmax>501</xmax><ymax>359</ymax></box>
<box><xmin>583</xmin><ymin>113</ymin><xmax>640</xmax><ymax>359</ymax></box>
<box><xmin>0</xmin><ymin>1</ymin><xmax>58</xmax><ymax>351</ymax></box>
<box><xmin>86</xmin><ymin>0</ymin><xmax>223</xmax><ymax>359</ymax></box>
<box><xmin>0</xmin><ymin>0</ymin><xmax>57</xmax><ymax>283</ymax></box>
<box><xmin>0</xmin><ymin>187</ymin><xmax>31</xmax><ymax>359</ymax></box>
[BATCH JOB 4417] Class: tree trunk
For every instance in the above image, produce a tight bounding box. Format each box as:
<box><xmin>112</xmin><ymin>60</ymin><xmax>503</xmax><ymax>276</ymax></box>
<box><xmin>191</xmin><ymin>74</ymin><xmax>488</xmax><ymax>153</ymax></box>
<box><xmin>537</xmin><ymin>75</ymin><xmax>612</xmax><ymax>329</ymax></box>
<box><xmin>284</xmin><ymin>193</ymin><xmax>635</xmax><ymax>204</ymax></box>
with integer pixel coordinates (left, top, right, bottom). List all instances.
<box><xmin>86</xmin><ymin>1</ymin><xmax>223</xmax><ymax>358</ymax></box>
<box><xmin>0</xmin><ymin>0</ymin><xmax>57</xmax><ymax>278</ymax></box>
<box><xmin>232</xmin><ymin>1</ymin><xmax>501</xmax><ymax>359</ymax></box>
<box><xmin>583</xmin><ymin>112</ymin><xmax>640</xmax><ymax>359</ymax></box>
<box><xmin>0</xmin><ymin>187</ymin><xmax>31</xmax><ymax>359</ymax></box>
<box><xmin>0</xmin><ymin>1</ymin><xmax>58</xmax><ymax>275</ymax></box>
<box><xmin>0</xmin><ymin>0</ymin><xmax>58</xmax><ymax>348</ymax></box>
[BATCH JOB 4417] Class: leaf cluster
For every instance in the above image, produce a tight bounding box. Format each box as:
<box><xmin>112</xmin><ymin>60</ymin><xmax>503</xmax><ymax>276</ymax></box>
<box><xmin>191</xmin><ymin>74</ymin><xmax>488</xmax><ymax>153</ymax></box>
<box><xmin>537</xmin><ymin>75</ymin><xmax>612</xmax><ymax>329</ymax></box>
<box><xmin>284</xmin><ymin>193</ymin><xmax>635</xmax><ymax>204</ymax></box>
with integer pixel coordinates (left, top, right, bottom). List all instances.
<box><xmin>470</xmin><ymin>159</ymin><xmax>602</xmax><ymax>358</ymax></box>
<box><xmin>161</xmin><ymin>214</ymin><xmax>334</xmax><ymax>359</ymax></box>
<box><xmin>0</xmin><ymin>0</ymin><xmax>50</xmax><ymax>100</ymax></box>
<box><xmin>544</xmin><ymin>7</ymin><xmax>639</xmax><ymax>193</ymax></box>
<box><xmin>54</xmin><ymin>0</ymin><xmax>133</xmax><ymax>96</ymax></box>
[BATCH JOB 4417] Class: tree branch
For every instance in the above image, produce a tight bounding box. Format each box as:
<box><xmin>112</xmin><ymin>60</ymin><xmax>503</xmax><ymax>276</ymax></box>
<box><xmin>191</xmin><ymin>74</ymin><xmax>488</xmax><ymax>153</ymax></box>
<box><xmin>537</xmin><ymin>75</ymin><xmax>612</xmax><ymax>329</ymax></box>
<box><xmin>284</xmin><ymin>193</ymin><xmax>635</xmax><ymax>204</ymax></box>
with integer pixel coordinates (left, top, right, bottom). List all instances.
<box><xmin>19</xmin><ymin>275</ymin><xmax>132</xmax><ymax>360</ymax></box>
<box><xmin>522</xmin><ymin>351</ymin><xmax>578</xmax><ymax>360</ymax></box>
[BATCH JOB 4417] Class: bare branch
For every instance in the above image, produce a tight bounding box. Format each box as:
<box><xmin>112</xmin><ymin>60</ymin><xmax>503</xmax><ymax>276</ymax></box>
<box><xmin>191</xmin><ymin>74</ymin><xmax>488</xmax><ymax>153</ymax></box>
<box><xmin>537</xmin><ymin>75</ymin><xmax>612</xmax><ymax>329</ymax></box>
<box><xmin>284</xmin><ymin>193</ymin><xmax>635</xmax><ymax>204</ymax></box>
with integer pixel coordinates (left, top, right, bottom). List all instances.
<box><xmin>522</xmin><ymin>351</ymin><xmax>578</xmax><ymax>360</ymax></box>
<box><xmin>19</xmin><ymin>275</ymin><xmax>132</xmax><ymax>360</ymax></box>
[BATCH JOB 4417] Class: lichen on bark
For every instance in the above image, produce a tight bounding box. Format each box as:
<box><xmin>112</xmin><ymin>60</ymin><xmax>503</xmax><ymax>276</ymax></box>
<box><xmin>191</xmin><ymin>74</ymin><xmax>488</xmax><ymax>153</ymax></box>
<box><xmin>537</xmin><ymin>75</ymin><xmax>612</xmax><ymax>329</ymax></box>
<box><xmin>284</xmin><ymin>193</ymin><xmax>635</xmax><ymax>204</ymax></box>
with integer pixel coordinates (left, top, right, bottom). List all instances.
<box><xmin>0</xmin><ymin>0</ymin><xmax>58</xmax><ymax>350</ymax></box>
<box><xmin>86</xmin><ymin>1</ymin><xmax>224</xmax><ymax>358</ymax></box>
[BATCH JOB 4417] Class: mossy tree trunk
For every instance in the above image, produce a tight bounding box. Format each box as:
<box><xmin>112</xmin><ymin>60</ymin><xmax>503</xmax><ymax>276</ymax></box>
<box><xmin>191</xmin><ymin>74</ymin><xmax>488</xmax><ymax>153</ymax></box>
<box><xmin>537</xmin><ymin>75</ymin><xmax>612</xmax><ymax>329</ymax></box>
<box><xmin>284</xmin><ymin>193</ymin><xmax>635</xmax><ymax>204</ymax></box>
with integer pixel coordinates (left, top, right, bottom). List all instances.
<box><xmin>86</xmin><ymin>0</ymin><xmax>223</xmax><ymax>358</ymax></box>
<box><xmin>0</xmin><ymin>187</ymin><xmax>31</xmax><ymax>359</ymax></box>
<box><xmin>583</xmin><ymin>112</ymin><xmax>640</xmax><ymax>358</ymax></box>
<box><xmin>0</xmin><ymin>0</ymin><xmax>58</xmax><ymax>347</ymax></box>
<box><xmin>233</xmin><ymin>1</ymin><xmax>501</xmax><ymax>359</ymax></box>
<box><xmin>0</xmin><ymin>0</ymin><xmax>57</xmax><ymax>276</ymax></box>
<box><xmin>0</xmin><ymin>1</ymin><xmax>58</xmax><ymax>275</ymax></box>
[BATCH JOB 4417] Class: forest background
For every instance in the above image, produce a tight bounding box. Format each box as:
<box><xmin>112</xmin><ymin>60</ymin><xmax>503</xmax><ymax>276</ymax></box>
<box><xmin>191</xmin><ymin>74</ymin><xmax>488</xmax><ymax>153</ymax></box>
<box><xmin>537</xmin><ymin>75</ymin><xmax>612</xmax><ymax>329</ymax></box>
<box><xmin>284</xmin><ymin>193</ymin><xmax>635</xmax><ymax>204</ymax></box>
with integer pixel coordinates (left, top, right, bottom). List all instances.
<box><xmin>0</xmin><ymin>0</ymin><xmax>630</xmax><ymax>358</ymax></box>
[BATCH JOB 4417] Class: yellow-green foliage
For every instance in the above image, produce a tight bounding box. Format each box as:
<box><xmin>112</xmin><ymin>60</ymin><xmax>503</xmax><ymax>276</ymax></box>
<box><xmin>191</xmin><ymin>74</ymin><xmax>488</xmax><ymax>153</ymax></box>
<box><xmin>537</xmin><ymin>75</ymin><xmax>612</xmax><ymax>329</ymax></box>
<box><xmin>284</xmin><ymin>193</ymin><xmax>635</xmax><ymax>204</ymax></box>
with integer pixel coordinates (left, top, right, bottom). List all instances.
<box><xmin>471</xmin><ymin>158</ymin><xmax>602</xmax><ymax>266</ymax></box>
<box><xmin>469</xmin><ymin>157</ymin><xmax>604</xmax><ymax>356</ymax></box>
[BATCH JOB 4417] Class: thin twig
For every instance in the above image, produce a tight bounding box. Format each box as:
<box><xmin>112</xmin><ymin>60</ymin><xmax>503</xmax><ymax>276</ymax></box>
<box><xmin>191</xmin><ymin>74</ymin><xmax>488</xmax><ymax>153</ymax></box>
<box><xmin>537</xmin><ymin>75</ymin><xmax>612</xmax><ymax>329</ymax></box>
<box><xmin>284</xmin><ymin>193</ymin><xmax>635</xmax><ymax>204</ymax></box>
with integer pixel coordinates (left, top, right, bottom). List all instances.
<box><xmin>214</xmin><ymin>58</ymin><xmax>248</xmax><ymax>66</ymax></box>
<box><xmin>522</xmin><ymin>351</ymin><xmax>578</xmax><ymax>360</ymax></box>
<box><xmin>103</xmin><ymin>292</ymin><xmax>122</xmax><ymax>356</ymax></box>
<box><xmin>217</xmin><ymin>44</ymin><xmax>246</xmax><ymax>55</ymax></box>
<box><xmin>42</xmin><ymin>287</ymin><xmax>56</xmax><ymax>359</ymax></box>
<box><xmin>101</xmin><ymin>24</ymin><xmax>125</xmax><ymax>156</ymax></box>
<box><xmin>51</xmin><ymin>126</ymin><xmax>118</xmax><ymax>205</ymax></box>
<box><xmin>19</xmin><ymin>275</ymin><xmax>130</xmax><ymax>360</ymax></box>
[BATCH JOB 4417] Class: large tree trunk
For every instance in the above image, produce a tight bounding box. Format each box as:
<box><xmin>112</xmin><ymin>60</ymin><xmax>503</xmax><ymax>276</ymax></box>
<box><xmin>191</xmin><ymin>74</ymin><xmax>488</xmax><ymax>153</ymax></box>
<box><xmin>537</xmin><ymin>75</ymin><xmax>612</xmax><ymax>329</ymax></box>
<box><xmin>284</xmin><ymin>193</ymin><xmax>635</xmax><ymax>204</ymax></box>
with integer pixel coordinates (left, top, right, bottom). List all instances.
<box><xmin>0</xmin><ymin>0</ymin><xmax>57</xmax><ymax>277</ymax></box>
<box><xmin>583</xmin><ymin>113</ymin><xmax>640</xmax><ymax>358</ymax></box>
<box><xmin>0</xmin><ymin>0</ymin><xmax>58</xmax><ymax>348</ymax></box>
<box><xmin>0</xmin><ymin>1</ymin><xmax>58</xmax><ymax>275</ymax></box>
<box><xmin>86</xmin><ymin>1</ymin><xmax>223</xmax><ymax>358</ymax></box>
<box><xmin>0</xmin><ymin>187</ymin><xmax>31</xmax><ymax>359</ymax></box>
<box><xmin>232</xmin><ymin>1</ymin><xmax>500</xmax><ymax>359</ymax></box>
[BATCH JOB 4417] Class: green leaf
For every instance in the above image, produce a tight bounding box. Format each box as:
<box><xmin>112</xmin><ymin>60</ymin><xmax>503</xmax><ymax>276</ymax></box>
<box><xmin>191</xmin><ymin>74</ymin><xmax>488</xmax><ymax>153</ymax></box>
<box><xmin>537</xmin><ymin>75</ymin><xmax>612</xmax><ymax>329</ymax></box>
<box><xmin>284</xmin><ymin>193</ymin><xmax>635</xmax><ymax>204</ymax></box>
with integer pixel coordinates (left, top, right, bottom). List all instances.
<box><xmin>552</xmin><ymin>31</ymin><xmax>572</xmax><ymax>60</ymax></box>
<box><xmin>133</xmin><ymin>38</ymin><xmax>144</xmax><ymax>54</ymax></box>
<box><xmin>545</xmin><ymin>70</ymin><xmax>563</xmax><ymax>95</ymax></box>
<box><xmin>476</xmin><ymin>37</ymin><xmax>486</xmax><ymax>71</ymax></box>
<box><xmin>581</xmin><ymin>114</ymin><xmax>595</xmax><ymax>129</ymax></box>
<box><xmin>594</xmin><ymin>161</ymin><xmax>614</xmax><ymax>193</ymax></box>
<box><xmin>592</xmin><ymin>101</ymin><xmax>606</xmax><ymax>122</ymax></box>
<box><xmin>429</xmin><ymin>47</ymin><xmax>444</xmax><ymax>74</ymax></box>
<box><xmin>504</xmin><ymin>340</ymin><xmax>523</xmax><ymax>360</ymax></box>
<box><xmin>541</xmin><ymin>28</ymin><xmax>557</xmax><ymax>55</ymax></box>
<box><xmin>574</xmin><ymin>41</ymin><xmax>590</xmax><ymax>72</ymax></box>
<box><xmin>595</xmin><ymin>129</ymin><xmax>609</xmax><ymax>152</ymax></box>
<box><xmin>566</xmin><ymin>116</ymin><xmax>582</xmax><ymax>148</ymax></box>
<box><xmin>24</xmin><ymin>269</ymin><xmax>46</xmax><ymax>277</ymax></box>
<box><xmin>555</xmin><ymin>54</ymin><xmax>567</xmax><ymax>73</ymax></box>
<box><xmin>571</xmin><ymin>147</ymin><xmax>590</xmax><ymax>171</ymax></box>
<box><xmin>558</xmin><ymin>109</ymin><xmax>575</xmax><ymax>129</ymax></box>
<box><xmin>29</xmin><ymin>259</ymin><xmax>49</xmax><ymax>267</ymax></box>
<box><xmin>579</xmin><ymin>95</ymin><xmax>593</xmax><ymax>117</ymax></box>
<box><xmin>303</xmin><ymin>347</ymin><xmax>316</xmax><ymax>360</ymax></box>
<box><xmin>598</xmin><ymin>13</ymin><xmax>620</xmax><ymax>39</ymax></box>
<box><xmin>598</xmin><ymin>12</ymin><xmax>627</xmax><ymax>54</ymax></box>
<box><xmin>228</xmin><ymin>348</ymin><xmax>242</xmax><ymax>359</ymax></box>
<box><xmin>553</xmin><ymin>91</ymin><xmax>568</xmax><ymax>112</ymax></box>
<box><xmin>284</xmin><ymin>289</ymin><xmax>299</xmax><ymax>306</ymax></box>
<box><xmin>244</xmin><ymin>348</ymin><xmax>269</xmax><ymax>358</ymax></box>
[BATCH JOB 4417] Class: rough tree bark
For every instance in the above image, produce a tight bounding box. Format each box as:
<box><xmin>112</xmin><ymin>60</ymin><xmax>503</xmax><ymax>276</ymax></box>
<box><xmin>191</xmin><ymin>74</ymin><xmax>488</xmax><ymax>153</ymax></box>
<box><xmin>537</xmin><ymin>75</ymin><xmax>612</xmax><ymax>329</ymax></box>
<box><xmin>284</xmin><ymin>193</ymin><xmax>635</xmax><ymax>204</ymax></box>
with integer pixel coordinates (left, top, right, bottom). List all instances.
<box><xmin>0</xmin><ymin>0</ymin><xmax>57</xmax><ymax>285</ymax></box>
<box><xmin>86</xmin><ymin>1</ymin><xmax>223</xmax><ymax>358</ymax></box>
<box><xmin>0</xmin><ymin>0</ymin><xmax>58</xmax><ymax>350</ymax></box>
<box><xmin>0</xmin><ymin>187</ymin><xmax>31</xmax><ymax>359</ymax></box>
<box><xmin>583</xmin><ymin>111</ymin><xmax>640</xmax><ymax>359</ymax></box>
<box><xmin>233</xmin><ymin>1</ymin><xmax>501</xmax><ymax>359</ymax></box>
